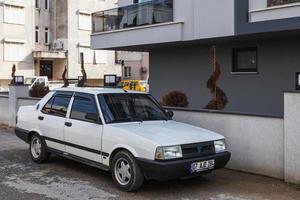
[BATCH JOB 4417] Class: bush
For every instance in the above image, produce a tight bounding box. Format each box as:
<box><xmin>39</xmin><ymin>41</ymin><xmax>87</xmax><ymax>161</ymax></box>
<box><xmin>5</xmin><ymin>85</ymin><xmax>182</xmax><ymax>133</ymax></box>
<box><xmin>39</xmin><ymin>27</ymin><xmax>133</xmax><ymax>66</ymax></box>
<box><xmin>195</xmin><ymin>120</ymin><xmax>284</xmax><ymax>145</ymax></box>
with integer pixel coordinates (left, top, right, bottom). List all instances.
<box><xmin>161</xmin><ymin>91</ymin><xmax>189</xmax><ymax>107</ymax></box>
<box><xmin>29</xmin><ymin>83</ymin><xmax>49</xmax><ymax>98</ymax></box>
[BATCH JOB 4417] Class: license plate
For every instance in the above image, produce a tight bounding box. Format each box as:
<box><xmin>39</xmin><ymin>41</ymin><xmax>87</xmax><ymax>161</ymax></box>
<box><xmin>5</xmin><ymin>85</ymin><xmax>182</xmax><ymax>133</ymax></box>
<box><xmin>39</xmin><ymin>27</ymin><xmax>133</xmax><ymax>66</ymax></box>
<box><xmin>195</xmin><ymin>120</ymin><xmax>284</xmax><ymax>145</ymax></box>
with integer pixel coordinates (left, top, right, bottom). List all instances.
<box><xmin>190</xmin><ymin>160</ymin><xmax>215</xmax><ymax>173</ymax></box>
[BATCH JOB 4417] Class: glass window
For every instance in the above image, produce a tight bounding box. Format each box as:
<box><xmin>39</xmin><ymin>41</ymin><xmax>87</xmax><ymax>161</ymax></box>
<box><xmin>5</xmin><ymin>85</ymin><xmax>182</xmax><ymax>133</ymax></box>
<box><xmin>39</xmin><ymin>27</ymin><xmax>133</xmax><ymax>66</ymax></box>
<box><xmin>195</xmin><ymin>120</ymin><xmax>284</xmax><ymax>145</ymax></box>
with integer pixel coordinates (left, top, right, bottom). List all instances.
<box><xmin>42</xmin><ymin>96</ymin><xmax>55</xmax><ymax>114</ymax></box>
<box><xmin>78</xmin><ymin>13</ymin><xmax>92</xmax><ymax>31</ymax></box>
<box><xmin>4</xmin><ymin>5</ymin><xmax>25</xmax><ymax>24</ymax></box>
<box><xmin>45</xmin><ymin>0</ymin><xmax>48</xmax><ymax>10</ymax></box>
<box><xmin>42</xmin><ymin>96</ymin><xmax>71</xmax><ymax>117</ymax></box>
<box><xmin>35</xmin><ymin>27</ymin><xmax>39</xmax><ymax>43</ymax></box>
<box><xmin>4</xmin><ymin>42</ymin><xmax>26</xmax><ymax>62</ymax></box>
<box><xmin>70</xmin><ymin>97</ymin><xmax>99</xmax><ymax>123</ymax></box>
<box><xmin>98</xmin><ymin>93</ymin><xmax>168</xmax><ymax>123</ymax></box>
<box><xmin>232</xmin><ymin>47</ymin><xmax>257</xmax><ymax>73</ymax></box>
<box><xmin>45</xmin><ymin>27</ymin><xmax>49</xmax><ymax>44</ymax></box>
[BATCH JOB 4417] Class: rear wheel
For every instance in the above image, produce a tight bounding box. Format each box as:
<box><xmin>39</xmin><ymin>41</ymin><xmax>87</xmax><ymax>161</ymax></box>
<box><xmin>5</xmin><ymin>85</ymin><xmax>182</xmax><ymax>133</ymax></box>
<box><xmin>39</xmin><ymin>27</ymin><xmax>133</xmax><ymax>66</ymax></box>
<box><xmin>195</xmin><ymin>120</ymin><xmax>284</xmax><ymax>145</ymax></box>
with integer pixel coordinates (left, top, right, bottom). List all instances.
<box><xmin>111</xmin><ymin>150</ymin><xmax>144</xmax><ymax>192</ymax></box>
<box><xmin>29</xmin><ymin>134</ymin><xmax>50</xmax><ymax>163</ymax></box>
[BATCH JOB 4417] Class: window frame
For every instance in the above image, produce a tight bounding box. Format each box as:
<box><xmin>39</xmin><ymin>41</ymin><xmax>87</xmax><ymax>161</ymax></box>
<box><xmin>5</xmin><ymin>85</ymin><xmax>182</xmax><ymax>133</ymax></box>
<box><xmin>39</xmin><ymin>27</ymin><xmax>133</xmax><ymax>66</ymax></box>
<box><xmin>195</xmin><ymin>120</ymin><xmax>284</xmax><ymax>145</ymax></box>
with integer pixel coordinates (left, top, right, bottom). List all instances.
<box><xmin>124</xmin><ymin>66</ymin><xmax>132</xmax><ymax>78</ymax></box>
<box><xmin>44</xmin><ymin>0</ymin><xmax>49</xmax><ymax>10</ymax></box>
<box><xmin>44</xmin><ymin>27</ymin><xmax>49</xmax><ymax>45</ymax></box>
<box><xmin>232</xmin><ymin>47</ymin><xmax>258</xmax><ymax>74</ymax></box>
<box><xmin>36</xmin><ymin>0</ymin><xmax>40</xmax><ymax>9</ymax></box>
<box><xmin>3</xmin><ymin>41</ymin><xmax>26</xmax><ymax>62</ymax></box>
<box><xmin>4</xmin><ymin>4</ymin><xmax>25</xmax><ymax>25</ymax></box>
<box><xmin>35</xmin><ymin>26</ymin><xmax>39</xmax><ymax>43</ymax></box>
<box><xmin>41</xmin><ymin>93</ymin><xmax>73</xmax><ymax>118</ymax></box>
<box><xmin>70</xmin><ymin>93</ymin><xmax>103</xmax><ymax>125</ymax></box>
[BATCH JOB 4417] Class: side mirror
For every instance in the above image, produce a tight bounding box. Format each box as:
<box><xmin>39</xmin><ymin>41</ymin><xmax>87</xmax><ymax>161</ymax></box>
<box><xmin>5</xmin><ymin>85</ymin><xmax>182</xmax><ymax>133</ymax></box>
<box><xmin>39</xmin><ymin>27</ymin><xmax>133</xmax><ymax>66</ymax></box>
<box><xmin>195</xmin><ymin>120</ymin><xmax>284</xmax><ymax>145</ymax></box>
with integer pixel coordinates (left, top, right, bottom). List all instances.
<box><xmin>167</xmin><ymin>110</ymin><xmax>174</xmax><ymax>120</ymax></box>
<box><xmin>85</xmin><ymin>113</ymin><xmax>100</xmax><ymax>123</ymax></box>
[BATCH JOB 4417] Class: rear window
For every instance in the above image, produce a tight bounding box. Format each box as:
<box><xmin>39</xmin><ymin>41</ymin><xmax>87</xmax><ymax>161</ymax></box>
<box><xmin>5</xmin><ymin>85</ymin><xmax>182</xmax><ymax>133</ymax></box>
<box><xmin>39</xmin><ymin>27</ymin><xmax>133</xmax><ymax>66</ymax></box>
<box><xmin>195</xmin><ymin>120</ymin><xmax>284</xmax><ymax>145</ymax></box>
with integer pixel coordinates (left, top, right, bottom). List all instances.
<box><xmin>42</xmin><ymin>95</ymin><xmax>71</xmax><ymax>117</ymax></box>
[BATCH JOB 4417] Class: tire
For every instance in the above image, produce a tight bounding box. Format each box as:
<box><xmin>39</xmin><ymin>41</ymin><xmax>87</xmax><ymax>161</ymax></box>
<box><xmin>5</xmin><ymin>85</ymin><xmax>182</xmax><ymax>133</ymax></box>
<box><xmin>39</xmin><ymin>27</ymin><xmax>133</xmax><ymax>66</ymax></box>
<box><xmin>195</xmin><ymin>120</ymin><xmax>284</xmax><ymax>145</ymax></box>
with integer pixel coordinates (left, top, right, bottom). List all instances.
<box><xmin>111</xmin><ymin>150</ymin><xmax>144</xmax><ymax>192</ymax></box>
<box><xmin>29</xmin><ymin>133</ymin><xmax>50</xmax><ymax>163</ymax></box>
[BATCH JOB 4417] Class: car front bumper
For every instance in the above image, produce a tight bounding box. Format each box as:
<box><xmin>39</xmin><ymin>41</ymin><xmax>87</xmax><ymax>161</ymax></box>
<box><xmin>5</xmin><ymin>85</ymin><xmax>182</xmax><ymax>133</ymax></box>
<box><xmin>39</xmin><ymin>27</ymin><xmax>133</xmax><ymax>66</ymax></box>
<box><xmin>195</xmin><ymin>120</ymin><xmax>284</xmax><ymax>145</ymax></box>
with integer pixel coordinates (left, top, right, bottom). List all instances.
<box><xmin>137</xmin><ymin>151</ymin><xmax>231</xmax><ymax>181</ymax></box>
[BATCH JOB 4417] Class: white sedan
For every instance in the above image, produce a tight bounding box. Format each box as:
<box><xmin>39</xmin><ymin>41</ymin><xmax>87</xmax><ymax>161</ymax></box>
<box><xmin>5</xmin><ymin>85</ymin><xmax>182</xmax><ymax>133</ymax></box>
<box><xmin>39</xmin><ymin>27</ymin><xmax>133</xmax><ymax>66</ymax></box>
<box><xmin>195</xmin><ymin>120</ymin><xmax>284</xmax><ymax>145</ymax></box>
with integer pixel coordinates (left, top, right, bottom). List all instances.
<box><xmin>15</xmin><ymin>87</ymin><xmax>231</xmax><ymax>191</ymax></box>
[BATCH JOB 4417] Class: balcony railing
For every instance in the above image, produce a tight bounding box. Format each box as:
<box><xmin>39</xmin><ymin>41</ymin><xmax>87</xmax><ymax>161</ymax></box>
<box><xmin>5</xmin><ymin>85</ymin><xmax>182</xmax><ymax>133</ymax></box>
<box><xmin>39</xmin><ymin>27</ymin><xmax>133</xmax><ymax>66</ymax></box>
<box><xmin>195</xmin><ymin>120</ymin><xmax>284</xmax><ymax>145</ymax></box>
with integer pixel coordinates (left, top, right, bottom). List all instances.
<box><xmin>268</xmin><ymin>0</ymin><xmax>300</xmax><ymax>6</ymax></box>
<box><xmin>92</xmin><ymin>0</ymin><xmax>173</xmax><ymax>33</ymax></box>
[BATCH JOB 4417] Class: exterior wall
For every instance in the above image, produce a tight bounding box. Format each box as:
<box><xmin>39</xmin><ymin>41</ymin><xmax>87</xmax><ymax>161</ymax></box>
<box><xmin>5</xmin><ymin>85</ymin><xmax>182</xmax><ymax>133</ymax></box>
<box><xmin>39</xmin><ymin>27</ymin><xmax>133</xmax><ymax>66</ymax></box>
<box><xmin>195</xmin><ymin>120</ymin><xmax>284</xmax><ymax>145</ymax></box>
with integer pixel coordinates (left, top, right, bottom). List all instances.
<box><xmin>0</xmin><ymin>96</ymin><xmax>9</xmax><ymax>125</ymax></box>
<box><xmin>17</xmin><ymin>97</ymin><xmax>40</xmax><ymax>108</ymax></box>
<box><xmin>118</xmin><ymin>51</ymin><xmax>149</xmax><ymax>80</ymax></box>
<box><xmin>0</xmin><ymin>0</ymin><xmax>35</xmax><ymax>81</ymax></box>
<box><xmin>172</xmin><ymin>109</ymin><xmax>284</xmax><ymax>179</ymax></box>
<box><xmin>67</xmin><ymin>0</ymin><xmax>121</xmax><ymax>81</ymax></box>
<box><xmin>284</xmin><ymin>92</ymin><xmax>300</xmax><ymax>183</ymax></box>
<box><xmin>149</xmin><ymin>38</ymin><xmax>300</xmax><ymax>116</ymax></box>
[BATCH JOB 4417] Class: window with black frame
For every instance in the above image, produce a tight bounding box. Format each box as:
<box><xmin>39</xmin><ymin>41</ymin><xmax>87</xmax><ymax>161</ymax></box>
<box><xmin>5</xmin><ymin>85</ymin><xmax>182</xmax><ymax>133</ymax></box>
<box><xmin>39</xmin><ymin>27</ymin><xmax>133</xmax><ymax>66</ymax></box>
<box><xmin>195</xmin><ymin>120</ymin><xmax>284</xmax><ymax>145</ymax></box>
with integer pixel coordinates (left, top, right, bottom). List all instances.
<box><xmin>70</xmin><ymin>96</ymin><xmax>100</xmax><ymax>123</ymax></box>
<box><xmin>42</xmin><ymin>95</ymin><xmax>71</xmax><ymax>117</ymax></box>
<box><xmin>232</xmin><ymin>47</ymin><xmax>258</xmax><ymax>73</ymax></box>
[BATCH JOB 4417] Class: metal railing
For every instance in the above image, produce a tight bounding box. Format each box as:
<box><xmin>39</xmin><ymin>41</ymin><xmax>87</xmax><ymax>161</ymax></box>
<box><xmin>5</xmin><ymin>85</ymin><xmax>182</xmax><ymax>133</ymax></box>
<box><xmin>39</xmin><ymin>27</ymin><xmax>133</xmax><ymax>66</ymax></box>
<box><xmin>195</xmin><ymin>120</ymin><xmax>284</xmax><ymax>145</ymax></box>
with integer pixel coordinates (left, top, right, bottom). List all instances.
<box><xmin>92</xmin><ymin>0</ymin><xmax>173</xmax><ymax>33</ymax></box>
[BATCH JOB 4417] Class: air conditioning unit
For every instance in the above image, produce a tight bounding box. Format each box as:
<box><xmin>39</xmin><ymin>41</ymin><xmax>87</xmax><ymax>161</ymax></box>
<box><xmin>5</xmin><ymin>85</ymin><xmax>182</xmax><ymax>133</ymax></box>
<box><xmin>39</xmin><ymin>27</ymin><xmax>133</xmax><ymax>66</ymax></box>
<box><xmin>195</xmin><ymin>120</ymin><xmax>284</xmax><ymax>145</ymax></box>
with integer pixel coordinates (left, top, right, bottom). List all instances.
<box><xmin>52</xmin><ymin>39</ymin><xmax>68</xmax><ymax>51</ymax></box>
<box><xmin>53</xmin><ymin>40</ymin><xmax>64</xmax><ymax>50</ymax></box>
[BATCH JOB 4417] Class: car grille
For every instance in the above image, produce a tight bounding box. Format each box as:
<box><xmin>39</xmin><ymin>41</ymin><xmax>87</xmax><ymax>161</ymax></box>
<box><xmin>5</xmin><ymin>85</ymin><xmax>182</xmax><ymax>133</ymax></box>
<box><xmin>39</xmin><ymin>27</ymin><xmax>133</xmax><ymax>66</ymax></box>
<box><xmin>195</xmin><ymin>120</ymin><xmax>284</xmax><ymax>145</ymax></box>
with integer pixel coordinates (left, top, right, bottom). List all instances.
<box><xmin>181</xmin><ymin>141</ymin><xmax>215</xmax><ymax>159</ymax></box>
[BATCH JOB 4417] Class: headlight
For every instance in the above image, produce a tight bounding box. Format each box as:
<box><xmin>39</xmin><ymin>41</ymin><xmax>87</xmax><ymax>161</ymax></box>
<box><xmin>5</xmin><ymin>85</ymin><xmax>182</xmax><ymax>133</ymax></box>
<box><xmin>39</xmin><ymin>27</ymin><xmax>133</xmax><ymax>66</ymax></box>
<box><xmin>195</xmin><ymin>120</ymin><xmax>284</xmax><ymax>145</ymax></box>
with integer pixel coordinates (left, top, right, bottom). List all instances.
<box><xmin>214</xmin><ymin>139</ymin><xmax>226</xmax><ymax>153</ymax></box>
<box><xmin>155</xmin><ymin>145</ymin><xmax>183</xmax><ymax>160</ymax></box>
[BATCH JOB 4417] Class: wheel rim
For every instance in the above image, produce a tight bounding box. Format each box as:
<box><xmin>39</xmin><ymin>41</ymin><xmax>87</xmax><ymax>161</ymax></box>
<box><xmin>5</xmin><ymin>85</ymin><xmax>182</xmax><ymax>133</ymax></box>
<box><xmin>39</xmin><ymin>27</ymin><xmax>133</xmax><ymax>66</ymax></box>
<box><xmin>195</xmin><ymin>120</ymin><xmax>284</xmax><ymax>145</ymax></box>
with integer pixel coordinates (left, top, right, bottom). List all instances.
<box><xmin>114</xmin><ymin>158</ymin><xmax>132</xmax><ymax>186</ymax></box>
<box><xmin>31</xmin><ymin>137</ymin><xmax>42</xmax><ymax>159</ymax></box>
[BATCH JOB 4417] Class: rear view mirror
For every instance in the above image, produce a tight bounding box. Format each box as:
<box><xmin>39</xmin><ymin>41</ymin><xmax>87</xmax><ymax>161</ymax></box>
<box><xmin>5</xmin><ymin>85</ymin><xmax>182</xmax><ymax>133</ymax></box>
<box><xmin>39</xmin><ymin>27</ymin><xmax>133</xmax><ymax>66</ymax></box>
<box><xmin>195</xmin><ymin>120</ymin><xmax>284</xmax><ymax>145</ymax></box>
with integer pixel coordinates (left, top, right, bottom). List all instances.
<box><xmin>167</xmin><ymin>110</ymin><xmax>174</xmax><ymax>120</ymax></box>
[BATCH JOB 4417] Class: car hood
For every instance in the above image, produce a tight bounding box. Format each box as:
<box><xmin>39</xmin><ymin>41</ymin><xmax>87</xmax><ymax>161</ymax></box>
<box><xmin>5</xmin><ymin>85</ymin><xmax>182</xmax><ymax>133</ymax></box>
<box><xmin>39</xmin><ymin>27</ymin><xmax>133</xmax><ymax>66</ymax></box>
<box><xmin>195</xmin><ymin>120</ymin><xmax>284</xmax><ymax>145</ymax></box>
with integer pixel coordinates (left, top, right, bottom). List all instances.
<box><xmin>109</xmin><ymin>120</ymin><xmax>224</xmax><ymax>146</ymax></box>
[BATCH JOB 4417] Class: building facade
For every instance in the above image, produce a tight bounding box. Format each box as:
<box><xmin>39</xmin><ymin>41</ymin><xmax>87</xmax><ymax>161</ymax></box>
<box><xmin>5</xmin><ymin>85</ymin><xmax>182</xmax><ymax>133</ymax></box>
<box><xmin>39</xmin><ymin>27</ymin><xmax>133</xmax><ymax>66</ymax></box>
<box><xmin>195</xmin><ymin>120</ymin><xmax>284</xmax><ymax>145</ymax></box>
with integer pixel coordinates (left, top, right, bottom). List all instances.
<box><xmin>0</xmin><ymin>0</ymin><xmax>121</xmax><ymax>90</ymax></box>
<box><xmin>117</xmin><ymin>51</ymin><xmax>149</xmax><ymax>80</ymax></box>
<box><xmin>91</xmin><ymin>0</ymin><xmax>300</xmax><ymax>116</ymax></box>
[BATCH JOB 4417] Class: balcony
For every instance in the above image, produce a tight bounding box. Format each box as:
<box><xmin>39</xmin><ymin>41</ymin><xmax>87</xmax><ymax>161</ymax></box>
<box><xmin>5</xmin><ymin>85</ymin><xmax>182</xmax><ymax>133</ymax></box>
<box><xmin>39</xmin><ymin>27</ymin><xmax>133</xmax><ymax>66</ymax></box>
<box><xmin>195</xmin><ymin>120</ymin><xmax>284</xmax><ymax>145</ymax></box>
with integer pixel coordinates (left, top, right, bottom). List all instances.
<box><xmin>92</xmin><ymin>0</ymin><xmax>173</xmax><ymax>33</ymax></box>
<box><xmin>268</xmin><ymin>0</ymin><xmax>300</xmax><ymax>7</ymax></box>
<box><xmin>249</xmin><ymin>0</ymin><xmax>300</xmax><ymax>22</ymax></box>
<box><xmin>91</xmin><ymin>0</ymin><xmax>235</xmax><ymax>51</ymax></box>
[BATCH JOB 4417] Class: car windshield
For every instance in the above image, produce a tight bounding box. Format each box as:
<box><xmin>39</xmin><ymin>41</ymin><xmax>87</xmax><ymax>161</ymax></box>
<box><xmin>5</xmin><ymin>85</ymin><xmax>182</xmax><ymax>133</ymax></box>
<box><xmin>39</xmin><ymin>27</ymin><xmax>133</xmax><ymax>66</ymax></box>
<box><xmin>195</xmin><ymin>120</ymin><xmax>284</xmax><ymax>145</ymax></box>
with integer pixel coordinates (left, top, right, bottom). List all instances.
<box><xmin>25</xmin><ymin>78</ymin><xmax>36</xmax><ymax>85</ymax></box>
<box><xmin>98</xmin><ymin>93</ymin><xmax>168</xmax><ymax>123</ymax></box>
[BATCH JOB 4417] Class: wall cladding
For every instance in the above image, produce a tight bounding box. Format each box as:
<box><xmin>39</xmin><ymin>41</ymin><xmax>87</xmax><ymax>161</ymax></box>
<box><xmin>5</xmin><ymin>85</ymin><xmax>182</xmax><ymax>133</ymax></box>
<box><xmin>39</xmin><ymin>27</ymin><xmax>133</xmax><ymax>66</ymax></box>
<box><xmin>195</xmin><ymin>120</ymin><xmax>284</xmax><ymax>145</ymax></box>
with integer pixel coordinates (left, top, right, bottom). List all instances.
<box><xmin>268</xmin><ymin>0</ymin><xmax>300</xmax><ymax>6</ymax></box>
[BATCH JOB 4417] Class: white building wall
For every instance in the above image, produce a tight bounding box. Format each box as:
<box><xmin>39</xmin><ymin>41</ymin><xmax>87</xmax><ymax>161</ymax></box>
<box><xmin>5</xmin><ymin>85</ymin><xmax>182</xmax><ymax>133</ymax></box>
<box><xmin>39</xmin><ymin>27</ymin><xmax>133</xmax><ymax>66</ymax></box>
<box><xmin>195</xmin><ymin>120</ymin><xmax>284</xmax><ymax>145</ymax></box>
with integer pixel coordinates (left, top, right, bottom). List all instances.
<box><xmin>67</xmin><ymin>0</ymin><xmax>121</xmax><ymax>81</ymax></box>
<box><xmin>0</xmin><ymin>0</ymin><xmax>35</xmax><ymax>85</ymax></box>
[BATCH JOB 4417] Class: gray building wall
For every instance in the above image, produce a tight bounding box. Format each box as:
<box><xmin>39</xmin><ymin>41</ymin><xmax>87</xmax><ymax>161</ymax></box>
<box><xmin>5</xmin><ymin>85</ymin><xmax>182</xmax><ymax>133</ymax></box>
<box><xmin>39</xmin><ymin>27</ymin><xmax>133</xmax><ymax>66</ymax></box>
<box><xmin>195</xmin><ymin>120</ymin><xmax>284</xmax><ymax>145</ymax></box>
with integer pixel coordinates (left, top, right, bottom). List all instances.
<box><xmin>149</xmin><ymin>38</ymin><xmax>300</xmax><ymax>116</ymax></box>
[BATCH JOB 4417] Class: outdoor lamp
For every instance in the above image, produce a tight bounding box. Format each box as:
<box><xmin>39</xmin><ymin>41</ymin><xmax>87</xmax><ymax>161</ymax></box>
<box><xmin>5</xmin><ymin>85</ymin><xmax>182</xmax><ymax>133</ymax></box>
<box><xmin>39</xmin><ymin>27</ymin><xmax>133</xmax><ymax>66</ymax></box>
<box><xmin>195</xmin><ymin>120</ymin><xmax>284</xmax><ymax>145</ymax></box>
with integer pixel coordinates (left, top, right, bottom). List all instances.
<box><xmin>14</xmin><ymin>76</ymin><xmax>24</xmax><ymax>85</ymax></box>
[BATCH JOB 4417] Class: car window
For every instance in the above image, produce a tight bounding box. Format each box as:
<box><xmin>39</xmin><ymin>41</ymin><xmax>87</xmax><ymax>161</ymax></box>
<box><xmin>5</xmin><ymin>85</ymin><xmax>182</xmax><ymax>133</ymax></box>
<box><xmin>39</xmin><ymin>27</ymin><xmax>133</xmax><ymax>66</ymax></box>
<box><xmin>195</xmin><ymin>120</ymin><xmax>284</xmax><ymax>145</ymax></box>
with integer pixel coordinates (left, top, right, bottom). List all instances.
<box><xmin>98</xmin><ymin>93</ymin><xmax>168</xmax><ymax>123</ymax></box>
<box><xmin>42</xmin><ymin>95</ymin><xmax>71</xmax><ymax>117</ymax></box>
<box><xmin>70</xmin><ymin>96</ymin><xmax>100</xmax><ymax>123</ymax></box>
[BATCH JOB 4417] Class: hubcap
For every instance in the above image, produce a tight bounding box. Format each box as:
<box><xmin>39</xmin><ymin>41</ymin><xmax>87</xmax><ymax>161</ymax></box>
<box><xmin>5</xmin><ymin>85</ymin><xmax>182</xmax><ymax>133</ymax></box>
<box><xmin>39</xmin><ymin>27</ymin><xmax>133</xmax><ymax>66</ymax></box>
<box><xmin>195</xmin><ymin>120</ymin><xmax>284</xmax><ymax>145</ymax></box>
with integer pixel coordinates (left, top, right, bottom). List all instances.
<box><xmin>114</xmin><ymin>158</ymin><xmax>132</xmax><ymax>185</ymax></box>
<box><xmin>31</xmin><ymin>137</ymin><xmax>42</xmax><ymax>159</ymax></box>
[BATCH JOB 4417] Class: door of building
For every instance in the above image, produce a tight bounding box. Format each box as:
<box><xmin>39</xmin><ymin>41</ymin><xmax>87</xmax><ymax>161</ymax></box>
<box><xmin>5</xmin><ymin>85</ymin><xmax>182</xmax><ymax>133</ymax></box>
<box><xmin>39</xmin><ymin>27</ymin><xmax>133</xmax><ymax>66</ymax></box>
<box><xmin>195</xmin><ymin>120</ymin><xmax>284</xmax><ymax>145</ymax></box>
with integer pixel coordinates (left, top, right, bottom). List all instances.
<box><xmin>40</xmin><ymin>60</ymin><xmax>53</xmax><ymax>80</ymax></box>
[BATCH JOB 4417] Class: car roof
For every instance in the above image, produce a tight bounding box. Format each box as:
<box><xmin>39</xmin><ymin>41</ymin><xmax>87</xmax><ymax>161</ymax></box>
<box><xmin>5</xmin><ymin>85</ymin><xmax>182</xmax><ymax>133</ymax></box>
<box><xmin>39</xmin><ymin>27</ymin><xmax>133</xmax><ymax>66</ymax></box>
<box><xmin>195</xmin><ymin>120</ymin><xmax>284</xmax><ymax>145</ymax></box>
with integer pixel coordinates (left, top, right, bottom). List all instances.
<box><xmin>54</xmin><ymin>87</ymin><xmax>146</xmax><ymax>95</ymax></box>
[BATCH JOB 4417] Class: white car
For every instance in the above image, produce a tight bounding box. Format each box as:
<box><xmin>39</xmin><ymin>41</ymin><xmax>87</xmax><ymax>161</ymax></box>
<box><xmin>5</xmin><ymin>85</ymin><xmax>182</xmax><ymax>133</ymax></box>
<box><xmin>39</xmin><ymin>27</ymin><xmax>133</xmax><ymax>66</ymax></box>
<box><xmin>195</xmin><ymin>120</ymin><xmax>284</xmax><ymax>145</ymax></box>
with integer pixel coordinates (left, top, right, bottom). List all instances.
<box><xmin>15</xmin><ymin>88</ymin><xmax>231</xmax><ymax>191</ymax></box>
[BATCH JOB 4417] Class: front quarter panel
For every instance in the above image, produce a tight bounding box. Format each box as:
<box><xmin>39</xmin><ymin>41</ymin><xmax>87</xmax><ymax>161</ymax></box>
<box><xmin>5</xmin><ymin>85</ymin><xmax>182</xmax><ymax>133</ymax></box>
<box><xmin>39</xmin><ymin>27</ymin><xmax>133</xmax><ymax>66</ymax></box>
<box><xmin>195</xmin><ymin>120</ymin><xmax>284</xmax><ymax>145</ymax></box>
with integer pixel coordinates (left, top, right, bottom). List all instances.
<box><xmin>102</xmin><ymin>124</ymin><xmax>159</xmax><ymax>167</ymax></box>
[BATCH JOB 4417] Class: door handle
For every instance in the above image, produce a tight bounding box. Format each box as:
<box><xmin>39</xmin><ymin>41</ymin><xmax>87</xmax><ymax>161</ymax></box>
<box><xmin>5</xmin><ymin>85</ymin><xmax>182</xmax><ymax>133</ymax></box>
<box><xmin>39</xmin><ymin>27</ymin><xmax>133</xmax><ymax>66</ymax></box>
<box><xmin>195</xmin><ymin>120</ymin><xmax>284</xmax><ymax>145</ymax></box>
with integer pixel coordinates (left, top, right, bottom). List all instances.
<box><xmin>38</xmin><ymin>116</ymin><xmax>44</xmax><ymax>121</ymax></box>
<box><xmin>65</xmin><ymin>122</ymin><xmax>72</xmax><ymax>127</ymax></box>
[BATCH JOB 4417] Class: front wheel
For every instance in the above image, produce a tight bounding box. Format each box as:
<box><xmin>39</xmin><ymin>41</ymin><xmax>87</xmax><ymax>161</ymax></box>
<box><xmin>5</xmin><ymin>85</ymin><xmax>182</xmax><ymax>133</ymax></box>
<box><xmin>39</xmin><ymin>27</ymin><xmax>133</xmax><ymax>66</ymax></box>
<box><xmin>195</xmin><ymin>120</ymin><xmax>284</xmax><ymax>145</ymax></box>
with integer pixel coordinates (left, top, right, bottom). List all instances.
<box><xmin>111</xmin><ymin>150</ymin><xmax>144</xmax><ymax>192</ymax></box>
<box><xmin>29</xmin><ymin>134</ymin><xmax>50</xmax><ymax>163</ymax></box>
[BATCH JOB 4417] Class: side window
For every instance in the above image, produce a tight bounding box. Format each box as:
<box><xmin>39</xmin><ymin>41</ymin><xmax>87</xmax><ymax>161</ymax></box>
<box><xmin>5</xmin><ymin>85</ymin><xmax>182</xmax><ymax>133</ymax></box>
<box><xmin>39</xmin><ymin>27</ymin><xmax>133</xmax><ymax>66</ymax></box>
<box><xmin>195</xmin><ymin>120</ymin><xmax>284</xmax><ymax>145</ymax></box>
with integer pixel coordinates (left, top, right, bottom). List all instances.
<box><xmin>42</xmin><ymin>95</ymin><xmax>71</xmax><ymax>117</ymax></box>
<box><xmin>42</xmin><ymin>96</ymin><xmax>54</xmax><ymax>114</ymax></box>
<box><xmin>70</xmin><ymin>97</ymin><xmax>100</xmax><ymax>123</ymax></box>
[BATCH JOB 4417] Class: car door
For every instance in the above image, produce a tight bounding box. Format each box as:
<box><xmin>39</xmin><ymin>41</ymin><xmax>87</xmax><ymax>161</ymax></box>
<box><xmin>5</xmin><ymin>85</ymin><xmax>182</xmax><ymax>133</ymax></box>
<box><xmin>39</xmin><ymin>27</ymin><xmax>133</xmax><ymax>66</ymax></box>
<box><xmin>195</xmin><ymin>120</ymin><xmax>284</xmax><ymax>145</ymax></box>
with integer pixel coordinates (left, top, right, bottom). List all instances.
<box><xmin>64</xmin><ymin>92</ymin><xmax>103</xmax><ymax>163</ymax></box>
<box><xmin>38</xmin><ymin>92</ymin><xmax>72</xmax><ymax>152</ymax></box>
